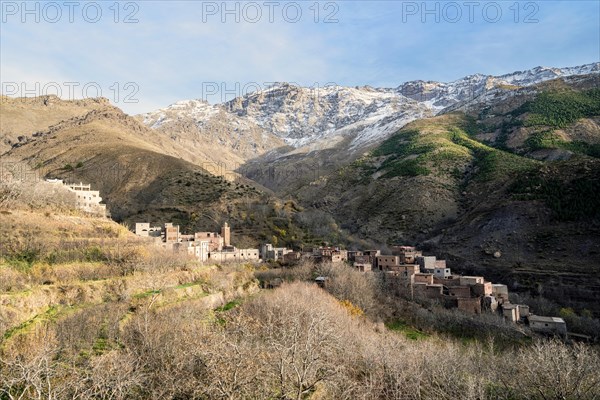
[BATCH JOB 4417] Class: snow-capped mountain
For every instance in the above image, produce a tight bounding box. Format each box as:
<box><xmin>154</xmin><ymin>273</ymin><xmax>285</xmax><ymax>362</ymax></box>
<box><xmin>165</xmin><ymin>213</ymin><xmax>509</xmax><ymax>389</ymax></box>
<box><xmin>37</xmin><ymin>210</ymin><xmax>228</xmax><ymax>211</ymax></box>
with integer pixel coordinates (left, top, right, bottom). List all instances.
<box><xmin>397</xmin><ymin>63</ymin><xmax>600</xmax><ymax>110</ymax></box>
<box><xmin>139</xmin><ymin>62</ymin><xmax>599</xmax><ymax>157</ymax></box>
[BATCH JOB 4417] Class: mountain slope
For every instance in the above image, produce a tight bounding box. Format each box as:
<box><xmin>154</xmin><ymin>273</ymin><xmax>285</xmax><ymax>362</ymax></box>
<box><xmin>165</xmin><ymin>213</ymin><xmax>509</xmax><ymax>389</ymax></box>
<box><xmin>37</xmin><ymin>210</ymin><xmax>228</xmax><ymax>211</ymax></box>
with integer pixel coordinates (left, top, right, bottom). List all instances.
<box><xmin>137</xmin><ymin>99</ymin><xmax>286</xmax><ymax>168</ymax></box>
<box><xmin>1</xmin><ymin>98</ymin><xmax>263</xmax><ymax>224</ymax></box>
<box><xmin>292</xmin><ymin>78</ymin><xmax>600</xmax><ymax>313</ymax></box>
<box><xmin>138</xmin><ymin>63</ymin><xmax>598</xmax><ymax>174</ymax></box>
<box><xmin>0</xmin><ymin>95</ymin><xmax>109</xmax><ymax>154</ymax></box>
<box><xmin>1</xmin><ymin>97</ymin><xmax>353</xmax><ymax>248</ymax></box>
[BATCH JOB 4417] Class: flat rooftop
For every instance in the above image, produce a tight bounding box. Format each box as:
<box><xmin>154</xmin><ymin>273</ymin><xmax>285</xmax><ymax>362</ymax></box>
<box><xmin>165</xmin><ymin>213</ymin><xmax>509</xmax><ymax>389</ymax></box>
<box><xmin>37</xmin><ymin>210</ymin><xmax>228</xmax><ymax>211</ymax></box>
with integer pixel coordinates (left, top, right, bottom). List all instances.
<box><xmin>529</xmin><ymin>315</ymin><xmax>565</xmax><ymax>323</ymax></box>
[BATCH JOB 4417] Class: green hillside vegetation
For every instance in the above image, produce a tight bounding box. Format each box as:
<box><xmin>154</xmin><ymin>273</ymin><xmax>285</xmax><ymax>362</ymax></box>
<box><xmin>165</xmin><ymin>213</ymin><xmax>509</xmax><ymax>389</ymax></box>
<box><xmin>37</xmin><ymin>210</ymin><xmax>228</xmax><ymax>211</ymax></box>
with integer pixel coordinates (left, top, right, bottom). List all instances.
<box><xmin>363</xmin><ymin>114</ymin><xmax>539</xmax><ymax>183</ymax></box>
<box><xmin>521</xmin><ymin>89</ymin><xmax>600</xmax><ymax>128</ymax></box>
<box><xmin>450</xmin><ymin>127</ymin><xmax>539</xmax><ymax>182</ymax></box>
<box><xmin>476</xmin><ymin>88</ymin><xmax>600</xmax><ymax>157</ymax></box>
<box><xmin>524</xmin><ymin>130</ymin><xmax>600</xmax><ymax>157</ymax></box>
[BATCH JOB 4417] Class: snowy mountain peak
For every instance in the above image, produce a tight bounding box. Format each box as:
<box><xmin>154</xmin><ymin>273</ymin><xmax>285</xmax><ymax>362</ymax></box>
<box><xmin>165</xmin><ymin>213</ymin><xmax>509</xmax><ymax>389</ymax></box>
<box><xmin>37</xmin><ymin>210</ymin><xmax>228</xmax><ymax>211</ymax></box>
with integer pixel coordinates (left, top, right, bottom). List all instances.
<box><xmin>139</xmin><ymin>62</ymin><xmax>599</xmax><ymax>151</ymax></box>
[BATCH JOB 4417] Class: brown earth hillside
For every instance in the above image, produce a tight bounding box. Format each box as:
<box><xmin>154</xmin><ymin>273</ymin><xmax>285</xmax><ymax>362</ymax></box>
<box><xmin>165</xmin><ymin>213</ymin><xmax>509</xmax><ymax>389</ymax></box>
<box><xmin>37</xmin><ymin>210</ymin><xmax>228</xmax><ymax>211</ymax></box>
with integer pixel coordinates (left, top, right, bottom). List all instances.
<box><xmin>0</xmin><ymin>97</ymin><xmax>343</xmax><ymax>248</ymax></box>
<box><xmin>0</xmin><ymin>95</ymin><xmax>109</xmax><ymax>154</ymax></box>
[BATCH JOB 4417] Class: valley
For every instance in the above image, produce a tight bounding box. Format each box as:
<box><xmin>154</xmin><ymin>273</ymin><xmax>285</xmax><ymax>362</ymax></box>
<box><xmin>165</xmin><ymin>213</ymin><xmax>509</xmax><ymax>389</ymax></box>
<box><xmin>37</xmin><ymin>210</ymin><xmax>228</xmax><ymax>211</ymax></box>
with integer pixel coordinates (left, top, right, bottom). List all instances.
<box><xmin>3</xmin><ymin>1</ymin><xmax>600</xmax><ymax>396</ymax></box>
<box><xmin>2</xmin><ymin>63</ymin><xmax>599</xmax><ymax>318</ymax></box>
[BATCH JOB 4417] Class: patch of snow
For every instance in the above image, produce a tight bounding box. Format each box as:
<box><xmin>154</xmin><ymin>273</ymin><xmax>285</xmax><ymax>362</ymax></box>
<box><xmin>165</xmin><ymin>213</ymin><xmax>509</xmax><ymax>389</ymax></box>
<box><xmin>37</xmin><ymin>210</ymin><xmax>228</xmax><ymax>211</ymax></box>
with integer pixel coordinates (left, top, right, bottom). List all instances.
<box><xmin>138</xmin><ymin>62</ymin><xmax>599</xmax><ymax>153</ymax></box>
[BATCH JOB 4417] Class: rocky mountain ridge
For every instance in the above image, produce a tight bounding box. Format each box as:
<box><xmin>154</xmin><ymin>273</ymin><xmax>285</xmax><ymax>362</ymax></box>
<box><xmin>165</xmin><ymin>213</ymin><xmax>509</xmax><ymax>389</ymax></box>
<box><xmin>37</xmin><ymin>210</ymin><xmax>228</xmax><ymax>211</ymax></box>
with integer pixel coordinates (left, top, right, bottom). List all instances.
<box><xmin>139</xmin><ymin>63</ymin><xmax>599</xmax><ymax>156</ymax></box>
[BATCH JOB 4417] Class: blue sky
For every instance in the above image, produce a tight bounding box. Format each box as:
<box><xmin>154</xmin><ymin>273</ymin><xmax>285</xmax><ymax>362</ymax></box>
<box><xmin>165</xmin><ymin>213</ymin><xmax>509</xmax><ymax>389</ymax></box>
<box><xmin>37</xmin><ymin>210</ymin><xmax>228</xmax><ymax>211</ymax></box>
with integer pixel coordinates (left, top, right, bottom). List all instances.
<box><xmin>1</xmin><ymin>0</ymin><xmax>598</xmax><ymax>114</ymax></box>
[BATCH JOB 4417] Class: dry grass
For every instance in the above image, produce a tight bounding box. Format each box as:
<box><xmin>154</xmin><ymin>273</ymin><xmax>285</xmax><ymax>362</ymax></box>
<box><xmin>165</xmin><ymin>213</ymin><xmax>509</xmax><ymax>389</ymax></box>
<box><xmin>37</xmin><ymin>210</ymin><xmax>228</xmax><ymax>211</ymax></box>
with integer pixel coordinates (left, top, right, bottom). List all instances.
<box><xmin>0</xmin><ymin>95</ymin><xmax>107</xmax><ymax>153</ymax></box>
<box><xmin>2</xmin><ymin>280</ymin><xmax>598</xmax><ymax>399</ymax></box>
<box><xmin>0</xmin><ymin>207</ymin><xmax>261</xmax><ymax>343</ymax></box>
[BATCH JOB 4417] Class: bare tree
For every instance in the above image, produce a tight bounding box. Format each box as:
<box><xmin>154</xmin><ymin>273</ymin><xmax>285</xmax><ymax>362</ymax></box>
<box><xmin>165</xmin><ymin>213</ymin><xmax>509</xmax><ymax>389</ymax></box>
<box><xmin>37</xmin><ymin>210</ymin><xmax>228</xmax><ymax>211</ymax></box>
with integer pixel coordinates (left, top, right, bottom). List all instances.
<box><xmin>241</xmin><ymin>282</ymin><xmax>351</xmax><ymax>399</ymax></box>
<box><xmin>500</xmin><ymin>339</ymin><xmax>600</xmax><ymax>399</ymax></box>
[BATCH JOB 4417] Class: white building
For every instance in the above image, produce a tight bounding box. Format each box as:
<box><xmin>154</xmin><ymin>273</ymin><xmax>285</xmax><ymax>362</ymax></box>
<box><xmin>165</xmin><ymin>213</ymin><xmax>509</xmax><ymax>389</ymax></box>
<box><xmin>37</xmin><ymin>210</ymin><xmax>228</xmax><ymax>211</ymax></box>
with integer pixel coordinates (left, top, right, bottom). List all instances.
<box><xmin>187</xmin><ymin>240</ymin><xmax>211</xmax><ymax>262</ymax></box>
<box><xmin>135</xmin><ymin>222</ymin><xmax>162</xmax><ymax>238</ymax></box>
<box><xmin>260</xmin><ymin>243</ymin><xmax>292</xmax><ymax>261</ymax></box>
<box><xmin>433</xmin><ymin>266</ymin><xmax>451</xmax><ymax>278</ymax></box>
<box><xmin>210</xmin><ymin>248</ymin><xmax>260</xmax><ymax>262</ymax></box>
<box><xmin>46</xmin><ymin>179</ymin><xmax>107</xmax><ymax>216</ymax></box>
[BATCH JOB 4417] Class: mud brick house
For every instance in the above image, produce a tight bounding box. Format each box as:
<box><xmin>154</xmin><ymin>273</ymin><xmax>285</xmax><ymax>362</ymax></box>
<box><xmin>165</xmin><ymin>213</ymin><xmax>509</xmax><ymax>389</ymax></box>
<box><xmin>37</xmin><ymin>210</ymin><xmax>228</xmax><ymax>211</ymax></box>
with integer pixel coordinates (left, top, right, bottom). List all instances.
<box><xmin>518</xmin><ymin>304</ymin><xmax>530</xmax><ymax>318</ymax></box>
<box><xmin>425</xmin><ymin>284</ymin><xmax>444</xmax><ymax>299</ymax></box>
<box><xmin>416</xmin><ymin>255</ymin><xmax>436</xmax><ymax>271</ymax></box>
<box><xmin>459</xmin><ymin>276</ymin><xmax>485</xmax><ymax>286</ymax></box>
<box><xmin>413</xmin><ymin>282</ymin><xmax>428</xmax><ymax>293</ymax></box>
<box><xmin>260</xmin><ymin>244</ymin><xmax>292</xmax><ymax>261</ymax></box>
<box><xmin>210</xmin><ymin>247</ymin><xmax>260</xmax><ymax>262</ymax></box>
<box><xmin>354</xmin><ymin>262</ymin><xmax>372</xmax><ymax>272</ymax></box>
<box><xmin>528</xmin><ymin>316</ymin><xmax>567</xmax><ymax>336</ymax></box>
<box><xmin>353</xmin><ymin>254</ymin><xmax>373</xmax><ymax>272</ymax></box>
<box><xmin>433</xmin><ymin>275</ymin><xmax>461</xmax><ymax>286</ymax></box>
<box><xmin>392</xmin><ymin>246</ymin><xmax>423</xmax><ymax>264</ymax></box>
<box><xmin>282</xmin><ymin>251</ymin><xmax>301</xmax><ymax>265</ymax></box>
<box><xmin>398</xmin><ymin>264</ymin><xmax>420</xmax><ymax>278</ymax></box>
<box><xmin>186</xmin><ymin>239</ymin><xmax>211</xmax><ymax>262</ymax></box>
<box><xmin>448</xmin><ymin>286</ymin><xmax>472</xmax><ymax>298</ymax></box>
<box><xmin>313</xmin><ymin>247</ymin><xmax>347</xmax><ymax>263</ymax></box>
<box><xmin>347</xmin><ymin>251</ymin><xmax>363</xmax><ymax>262</ymax></box>
<box><xmin>457</xmin><ymin>297</ymin><xmax>482</xmax><ymax>314</ymax></box>
<box><xmin>377</xmin><ymin>255</ymin><xmax>400</xmax><ymax>270</ymax></box>
<box><xmin>483</xmin><ymin>295</ymin><xmax>499</xmax><ymax>312</ymax></box>
<box><xmin>135</xmin><ymin>222</ymin><xmax>162</xmax><ymax>238</ymax></box>
<box><xmin>363</xmin><ymin>250</ymin><xmax>381</xmax><ymax>259</ymax></box>
<box><xmin>195</xmin><ymin>232</ymin><xmax>224</xmax><ymax>252</ymax></box>
<box><xmin>413</xmin><ymin>273</ymin><xmax>434</xmax><ymax>285</ymax></box>
<box><xmin>492</xmin><ymin>284</ymin><xmax>509</xmax><ymax>303</ymax></box>
<box><xmin>354</xmin><ymin>254</ymin><xmax>373</xmax><ymax>265</ymax></box>
<box><xmin>380</xmin><ymin>259</ymin><xmax>420</xmax><ymax>278</ymax></box>
<box><xmin>502</xmin><ymin>304</ymin><xmax>520</xmax><ymax>322</ymax></box>
<box><xmin>472</xmin><ymin>282</ymin><xmax>493</xmax><ymax>297</ymax></box>
<box><xmin>164</xmin><ymin>223</ymin><xmax>180</xmax><ymax>244</ymax></box>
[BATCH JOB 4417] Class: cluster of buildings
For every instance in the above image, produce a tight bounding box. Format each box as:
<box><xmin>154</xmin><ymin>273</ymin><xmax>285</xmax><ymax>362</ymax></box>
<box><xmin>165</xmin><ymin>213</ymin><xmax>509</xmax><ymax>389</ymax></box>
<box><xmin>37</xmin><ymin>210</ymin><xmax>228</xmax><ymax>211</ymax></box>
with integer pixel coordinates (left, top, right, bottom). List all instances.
<box><xmin>259</xmin><ymin>245</ymin><xmax>358</xmax><ymax>265</ymax></box>
<box><xmin>46</xmin><ymin>179</ymin><xmax>107</xmax><ymax>217</ymax></box>
<box><xmin>35</xmin><ymin>173</ymin><xmax>571</xmax><ymax>338</ymax></box>
<box><xmin>130</xmin><ymin>225</ymin><xmax>568</xmax><ymax>336</ymax></box>
<box><xmin>340</xmin><ymin>245</ymin><xmax>567</xmax><ymax>336</ymax></box>
<box><xmin>134</xmin><ymin>222</ymin><xmax>259</xmax><ymax>262</ymax></box>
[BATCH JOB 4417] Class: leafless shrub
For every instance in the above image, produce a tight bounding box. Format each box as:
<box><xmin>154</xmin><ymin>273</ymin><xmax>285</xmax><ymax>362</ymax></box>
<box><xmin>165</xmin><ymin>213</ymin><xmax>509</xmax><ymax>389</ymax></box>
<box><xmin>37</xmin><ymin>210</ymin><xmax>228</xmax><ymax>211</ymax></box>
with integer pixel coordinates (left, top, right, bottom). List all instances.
<box><xmin>0</xmin><ymin>331</ymin><xmax>69</xmax><ymax>400</ymax></box>
<box><xmin>132</xmin><ymin>245</ymin><xmax>192</xmax><ymax>273</ymax></box>
<box><xmin>494</xmin><ymin>339</ymin><xmax>600</xmax><ymax>399</ymax></box>
<box><xmin>2</xmin><ymin>264</ymin><xmax>599</xmax><ymax>400</ymax></box>
<box><xmin>0</xmin><ymin>266</ymin><xmax>29</xmax><ymax>291</ymax></box>
<box><xmin>316</xmin><ymin>261</ymin><xmax>381</xmax><ymax>314</ymax></box>
<box><xmin>69</xmin><ymin>350</ymin><xmax>144</xmax><ymax>400</ymax></box>
<box><xmin>239</xmin><ymin>282</ymin><xmax>355</xmax><ymax>399</ymax></box>
<box><xmin>0</xmin><ymin>179</ymin><xmax>76</xmax><ymax>212</ymax></box>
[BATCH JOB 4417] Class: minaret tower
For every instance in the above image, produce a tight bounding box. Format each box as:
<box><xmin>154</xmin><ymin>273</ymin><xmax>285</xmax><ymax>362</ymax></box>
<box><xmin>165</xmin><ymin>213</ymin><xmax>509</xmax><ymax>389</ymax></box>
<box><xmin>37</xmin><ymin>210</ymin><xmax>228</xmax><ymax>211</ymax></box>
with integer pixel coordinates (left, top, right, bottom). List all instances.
<box><xmin>221</xmin><ymin>222</ymin><xmax>231</xmax><ymax>247</ymax></box>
